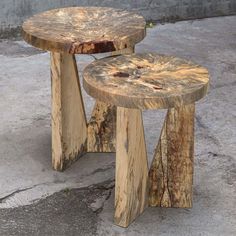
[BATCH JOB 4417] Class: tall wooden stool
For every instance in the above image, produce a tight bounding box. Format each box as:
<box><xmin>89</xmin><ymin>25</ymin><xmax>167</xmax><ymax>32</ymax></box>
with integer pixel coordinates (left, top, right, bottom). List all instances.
<box><xmin>22</xmin><ymin>7</ymin><xmax>146</xmax><ymax>171</ymax></box>
<box><xmin>83</xmin><ymin>53</ymin><xmax>209</xmax><ymax>227</ymax></box>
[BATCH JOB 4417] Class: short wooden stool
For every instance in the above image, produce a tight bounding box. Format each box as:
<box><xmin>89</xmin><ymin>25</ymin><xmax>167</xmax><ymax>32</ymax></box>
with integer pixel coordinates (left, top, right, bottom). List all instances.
<box><xmin>22</xmin><ymin>7</ymin><xmax>146</xmax><ymax>171</ymax></box>
<box><xmin>83</xmin><ymin>53</ymin><xmax>209</xmax><ymax>227</ymax></box>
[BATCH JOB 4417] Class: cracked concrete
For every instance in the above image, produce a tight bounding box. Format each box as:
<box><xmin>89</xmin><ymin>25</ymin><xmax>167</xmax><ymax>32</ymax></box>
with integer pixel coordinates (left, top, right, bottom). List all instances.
<box><xmin>0</xmin><ymin>16</ymin><xmax>236</xmax><ymax>235</ymax></box>
<box><xmin>0</xmin><ymin>181</ymin><xmax>114</xmax><ymax>236</ymax></box>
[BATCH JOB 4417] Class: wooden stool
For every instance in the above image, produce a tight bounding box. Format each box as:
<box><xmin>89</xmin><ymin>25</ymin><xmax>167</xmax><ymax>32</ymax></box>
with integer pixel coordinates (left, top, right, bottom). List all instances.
<box><xmin>22</xmin><ymin>7</ymin><xmax>146</xmax><ymax>171</ymax></box>
<box><xmin>83</xmin><ymin>53</ymin><xmax>209</xmax><ymax>227</ymax></box>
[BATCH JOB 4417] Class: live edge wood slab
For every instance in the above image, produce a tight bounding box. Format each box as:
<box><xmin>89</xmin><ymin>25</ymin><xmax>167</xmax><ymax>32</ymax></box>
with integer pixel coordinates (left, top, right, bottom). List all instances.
<box><xmin>22</xmin><ymin>7</ymin><xmax>146</xmax><ymax>171</ymax></box>
<box><xmin>22</xmin><ymin>7</ymin><xmax>145</xmax><ymax>54</ymax></box>
<box><xmin>83</xmin><ymin>53</ymin><xmax>209</xmax><ymax>109</ymax></box>
<box><xmin>83</xmin><ymin>53</ymin><xmax>209</xmax><ymax>227</ymax></box>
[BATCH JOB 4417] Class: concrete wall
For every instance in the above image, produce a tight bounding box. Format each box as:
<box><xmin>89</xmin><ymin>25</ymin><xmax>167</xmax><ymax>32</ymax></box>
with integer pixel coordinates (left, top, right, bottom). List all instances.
<box><xmin>1</xmin><ymin>0</ymin><xmax>236</xmax><ymax>38</ymax></box>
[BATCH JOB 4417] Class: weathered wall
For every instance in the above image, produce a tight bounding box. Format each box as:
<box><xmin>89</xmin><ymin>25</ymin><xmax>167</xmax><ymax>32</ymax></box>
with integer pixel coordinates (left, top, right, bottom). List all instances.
<box><xmin>1</xmin><ymin>0</ymin><xmax>236</xmax><ymax>38</ymax></box>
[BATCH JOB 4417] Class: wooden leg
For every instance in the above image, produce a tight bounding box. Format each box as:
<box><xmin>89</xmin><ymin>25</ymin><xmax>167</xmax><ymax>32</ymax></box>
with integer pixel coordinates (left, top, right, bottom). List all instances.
<box><xmin>87</xmin><ymin>101</ymin><xmax>116</xmax><ymax>152</ymax></box>
<box><xmin>87</xmin><ymin>47</ymin><xmax>135</xmax><ymax>153</ymax></box>
<box><xmin>51</xmin><ymin>52</ymin><xmax>87</xmax><ymax>171</ymax></box>
<box><xmin>149</xmin><ymin>104</ymin><xmax>195</xmax><ymax>208</ymax></box>
<box><xmin>115</xmin><ymin>107</ymin><xmax>148</xmax><ymax>227</ymax></box>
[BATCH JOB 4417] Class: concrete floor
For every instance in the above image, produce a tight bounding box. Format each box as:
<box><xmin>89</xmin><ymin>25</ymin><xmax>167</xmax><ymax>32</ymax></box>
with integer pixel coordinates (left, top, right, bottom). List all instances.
<box><xmin>0</xmin><ymin>16</ymin><xmax>236</xmax><ymax>235</ymax></box>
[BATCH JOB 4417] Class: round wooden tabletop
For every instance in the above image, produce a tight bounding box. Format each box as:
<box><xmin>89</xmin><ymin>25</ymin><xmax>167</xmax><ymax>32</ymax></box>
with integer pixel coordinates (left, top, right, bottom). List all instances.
<box><xmin>83</xmin><ymin>53</ymin><xmax>209</xmax><ymax>109</ymax></box>
<box><xmin>22</xmin><ymin>7</ymin><xmax>146</xmax><ymax>54</ymax></box>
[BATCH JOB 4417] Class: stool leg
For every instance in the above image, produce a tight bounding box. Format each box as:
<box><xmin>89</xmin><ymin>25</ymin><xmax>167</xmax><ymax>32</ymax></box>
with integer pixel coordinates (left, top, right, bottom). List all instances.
<box><xmin>51</xmin><ymin>52</ymin><xmax>87</xmax><ymax>171</ymax></box>
<box><xmin>87</xmin><ymin>47</ymin><xmax>134</xmax><ymax>153</ymax></box>
<box><xmin>87</xmin><ymin>101</ymin><xmax>116</xmax><ymax>152</ymax></box>
<box><xmin>149</xmin><ymin>103</ymin><xmax>195</xmax><ymax>208</ymax></box>
<box><xmin>115</xmin><ymin>107</ymin><xmax>148</xmax><ymax>227</ymax></box>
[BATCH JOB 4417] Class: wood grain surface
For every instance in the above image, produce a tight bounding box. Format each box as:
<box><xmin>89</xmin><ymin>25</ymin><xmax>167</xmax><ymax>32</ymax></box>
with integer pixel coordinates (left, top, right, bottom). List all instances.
<box><xmin>115</xmin><ymin>107</ymin><xmax>148</xmax><ymax>227</ymax></box>
<box><xmin>149</xmin><ymin>104</ymin><xmax>195</xmax><ymax>208</ymax></box>
<box><xmin>87</xmin><ymin>101</ymin><xmax>116</xmax><ymax>152</ymax></box>
<box><xmin>51</xmin><ymin>52</ymin><xmax>87</xmax><ymax>171</ymax></box>
<box><xmin>22</xmin><ymin>7</ymin><xmax>146</xmax><ymax>54</ymax></box>
<box><xmin>83</xmin><ymin>53</ymin><xmax>209</xmax><ymax>109</ymax></box>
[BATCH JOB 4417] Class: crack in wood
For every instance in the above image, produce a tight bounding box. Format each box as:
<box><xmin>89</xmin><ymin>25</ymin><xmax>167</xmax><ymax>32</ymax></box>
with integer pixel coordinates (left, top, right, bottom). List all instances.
<box><xmin>149</xmin><ymin>104</ymin><xmax>195</xmax><ymax>208</ymax></box>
